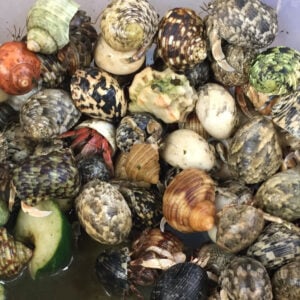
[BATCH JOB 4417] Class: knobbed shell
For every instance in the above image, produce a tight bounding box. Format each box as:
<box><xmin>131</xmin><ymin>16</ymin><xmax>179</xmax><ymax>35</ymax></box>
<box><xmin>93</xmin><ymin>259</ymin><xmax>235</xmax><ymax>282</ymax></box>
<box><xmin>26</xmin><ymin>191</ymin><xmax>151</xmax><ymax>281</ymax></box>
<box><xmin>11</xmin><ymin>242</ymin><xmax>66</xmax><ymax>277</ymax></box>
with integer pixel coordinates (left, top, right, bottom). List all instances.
<box><xmin>26</xmin><ymin>0</ymin><xmax>80</xmax><ymax>54</ymax></box>
<box><xmin>99</xmin><ymin>0</ymin><xmax>159</xmax><ymax>61</ymax></box>
<box><xmin>150</xmin><ymin>262</ymin><xmax>208</xmax><ymax>300</ymax></box>
<box><xmin>0</xmin><ymin>227</ymin><xmax>32</xmax><ymax>279</ymax></box>
<box><xmin>20</xmin><ymin>88</ymin><xmax>81</xmax><ymax>140</ymax></box>
<box><xmin>255</xmin><ymin>168</ymin><xmax>300</xmax><ymax>221</ymax></box>
<box><xmin>249</xmin><ymin>46</ymin><xmax>300</xmax><ymax>96</ymax></box>
<box><xmin>219</xmin><ymin>256</ymin><xmax>273</xmax><ymax>300</ymax></box>
<box><xmin>156</xmin><ymin>7</ymin><xmax>207</xmax><ymax>71</ymax></box>
<box><xmin>70</xmin><ymin>67</ymin><xmax>127</xmax><ymax>123</ymax></box>
<box><xmin>75</xmin><ymin>179</ymin><xmax>132</xmax><ymax>245</ymax></box>
<box><xmin>228</xmin><ymin>115</ymin><xmax>282</xmax><ymax>184</ymax></box>
<box><xmin>196</xmin><ymin>83</ymin><xmax>238</xmax><ymax>139</ymax></box>
<box><xmin>0</xmin><ymin>41</ymin><xmax>41</xmax><ymax>95</ymax></box>
<box><xmin>163</xmin><ymin>168</ymin><xmax>216</xmax><ymax>233</ymax></box>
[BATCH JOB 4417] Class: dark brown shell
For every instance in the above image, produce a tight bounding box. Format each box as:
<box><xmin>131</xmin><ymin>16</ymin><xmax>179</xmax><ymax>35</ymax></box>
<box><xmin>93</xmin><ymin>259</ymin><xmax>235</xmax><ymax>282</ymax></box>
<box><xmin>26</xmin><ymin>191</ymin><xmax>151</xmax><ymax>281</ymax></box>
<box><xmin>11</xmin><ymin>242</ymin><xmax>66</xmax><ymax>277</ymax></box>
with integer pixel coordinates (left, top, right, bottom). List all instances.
<box><xmin>216</xmin><ymin>205</ymin><xmax>264</xmax><ymax>253</ymax></box>
<box><xmin>228</xmin><ymin>115</ymin><xmax>282</xmax><ymax>184</ymax></box>
<box><xmin>219</xmin><ymin>256</ymin><xmax>273</xmax><ymax>300</ymax></box>
<box><xmin>157</xmin><ymin>8</ymin><xmax>207</xmax><ymax>71</ymax></box>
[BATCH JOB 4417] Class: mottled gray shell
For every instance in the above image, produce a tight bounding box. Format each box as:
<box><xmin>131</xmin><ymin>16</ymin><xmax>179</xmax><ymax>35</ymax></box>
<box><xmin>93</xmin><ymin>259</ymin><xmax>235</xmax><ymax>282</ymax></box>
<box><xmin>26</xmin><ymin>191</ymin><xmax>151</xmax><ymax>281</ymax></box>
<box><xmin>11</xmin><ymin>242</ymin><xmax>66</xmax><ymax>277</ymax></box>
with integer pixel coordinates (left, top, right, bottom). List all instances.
<box><xmin>255</xmin><ymin>169</ymin><xmax>300</xmax><ymax>221</ymax></box>
<box><xmin>219</xmin><ymin>256</ymin><xmax>273</xmax><ymax>300</ymax></box>
<box><xmin>116</xmin><ymin>113</ymin><xmax>164</xmax><ymax>152</ymax></box>
<box><xmin>247</xmin><ymin>222</ymin><xmax>300</xmax><ymax>270</ymax></box>
<box><xmin>151</xmin><ymin>263</ymin><xmax>208</xmax><ymax>300</ymax></box>
<box><xmin>20</xmin><ymin>88</ymin><xmax>81</xmax><ymax>140</ymax></box>
<box><xmin>70</xmin><ymin>67</ymin><xmax>127</xmax><ymax>123</ymax></box>
<box><xmin>75</xmin><ymin>179</ymin><xmax>132</xmax><ymax>245</ymax></box>
<box><xmin>157</xmin><ymin>8</ymin><xmax>207</xmax><ymax>71</ymax></box>
<box><xmin>207</xmin><ymin>0</ymin><xmax>278</xmax><ymax>48</ymax></box>
<box><xmin>228</xmin><ymin>115</ymin><xmax>282</xmax><ymax>184</ymax></box>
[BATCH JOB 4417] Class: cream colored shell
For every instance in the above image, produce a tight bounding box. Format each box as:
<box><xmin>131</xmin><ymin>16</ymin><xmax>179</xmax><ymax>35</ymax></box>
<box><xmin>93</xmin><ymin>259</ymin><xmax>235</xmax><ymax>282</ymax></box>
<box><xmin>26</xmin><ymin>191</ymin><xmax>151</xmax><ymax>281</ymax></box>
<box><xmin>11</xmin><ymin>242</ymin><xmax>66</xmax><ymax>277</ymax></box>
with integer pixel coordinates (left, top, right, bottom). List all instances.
<box><xmin>160</xmin><ymin>128</ymin><xmax>215</xmax><ymax>171</ymax></box>
<box><xmin>196</xmin><ymin>83</ymin><xmax>238</xmax><ymax>139</ymax></box>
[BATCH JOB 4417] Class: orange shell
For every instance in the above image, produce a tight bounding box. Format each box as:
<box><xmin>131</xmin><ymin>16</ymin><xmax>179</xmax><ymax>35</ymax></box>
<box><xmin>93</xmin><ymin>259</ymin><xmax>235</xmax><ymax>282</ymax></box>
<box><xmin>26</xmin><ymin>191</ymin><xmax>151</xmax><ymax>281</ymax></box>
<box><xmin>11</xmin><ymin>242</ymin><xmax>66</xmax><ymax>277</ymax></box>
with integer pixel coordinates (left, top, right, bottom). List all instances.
<box><xmin>163</xmin><ymin>168</ymin><xmax>216</xmax><ymax>232</ymax></box>
<box><xmin>125</xmin><ymin>143</ymin><xmax>160</xmax><ymax>184</ymax></box>
<box><xmin>0</xmin><ymin>41</ymin><xmax>41</xmax><ymax>95</ymax></box>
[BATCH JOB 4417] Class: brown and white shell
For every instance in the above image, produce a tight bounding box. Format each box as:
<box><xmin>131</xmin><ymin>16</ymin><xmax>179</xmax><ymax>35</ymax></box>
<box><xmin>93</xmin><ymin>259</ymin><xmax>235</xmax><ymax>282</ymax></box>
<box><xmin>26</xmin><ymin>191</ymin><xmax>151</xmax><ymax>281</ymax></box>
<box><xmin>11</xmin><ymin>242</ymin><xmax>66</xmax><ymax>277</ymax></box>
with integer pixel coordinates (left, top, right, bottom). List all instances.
<box><xmin>163</xmin><ymin>168</ymin><xmax>216</xmax><ymax>233</ymax></box>
<box><xmin>75</xmin><ymin>179</ymin><xmax>132</xmax><ymax>245</ymax></box>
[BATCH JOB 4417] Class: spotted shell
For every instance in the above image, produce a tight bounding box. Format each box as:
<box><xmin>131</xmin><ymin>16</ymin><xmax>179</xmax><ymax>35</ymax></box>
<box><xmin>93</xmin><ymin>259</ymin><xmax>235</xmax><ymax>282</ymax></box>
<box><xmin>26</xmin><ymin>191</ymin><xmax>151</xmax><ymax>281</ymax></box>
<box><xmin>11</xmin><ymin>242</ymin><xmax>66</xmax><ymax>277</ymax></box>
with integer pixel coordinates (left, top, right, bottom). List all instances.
<box><xmin>219</xmin><ymin>256</ymin><xmax>273</xmax><ymax>300</ymax></box>
<box><xmin>228</xmin><ymin>115</ymin><xmax>282</xmax><ymax>184</ymax></box>
<box><xmin>75</xmin><ymin>179</ymin><xmax>132</xmax><ymax>245</ymax></box>
<box><xmin>0</xmin><ymin>41</ymin><xmax>41</xmax><ymax>95</ymax></box>
<box><xmin>116</xmin><ymin>113</ymin><xmax>164</xmax><ymax>152</ymax></box>
<box><xmin>163</xmin><ymin>168</ymin><xmax>216</xmax><ymax>233</ymax></box>
<box><xmin>216</xmin><ymin>205</ymin><xmax>265</xmax><ymax>253</ymax></box>
<box><xmin>157</xmin><ymin>8</ymin><xmax>207</xmax><ymax>72</ymax></box>
<box><xmin>26</xmin><ymin>0</ymin><xmax>80</xmax><ymax>54</ymax></box>
<box><xmin>247</xmin><ymin>222</ymin><xmax>300</xmax><ymax>270</ymax></box>
<box><xmin>20</xmin><ymin>88</ymin><xmax>81</xmax><ymax>140</ymax></box>
<box><xmin>70</xmin><ymin>67</ymin><xmax>127</xmax><ymax>123</ymax></box>
<box><xmin>99</xmin><ymin>0</ymin><xmax>159</xmax><ymax>60</ymax></box>
<box><xmin>249</xmin><ymin>46</ymin><xmax>300</xmax><ymax>96</ymax></box>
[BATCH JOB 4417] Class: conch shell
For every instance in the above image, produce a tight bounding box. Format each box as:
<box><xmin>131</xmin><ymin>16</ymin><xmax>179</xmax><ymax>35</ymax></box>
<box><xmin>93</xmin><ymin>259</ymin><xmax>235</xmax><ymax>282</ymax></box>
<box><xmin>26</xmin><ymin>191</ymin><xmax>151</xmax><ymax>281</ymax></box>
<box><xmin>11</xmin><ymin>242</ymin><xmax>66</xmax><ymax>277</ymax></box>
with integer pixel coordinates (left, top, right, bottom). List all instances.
<box><xmin>0</xmin><ymin>41</ymin><xmax>41</xmax><ymax>95</ymax></box>
<box><xmin>163</xmin><ymin>168</ymin><xmax>216</xmax><ymax>232</ymax></box>
<box><xmin>26</xmin><ymin>0</ymin><xmax>80</xmax><ymax>54</ymax></box>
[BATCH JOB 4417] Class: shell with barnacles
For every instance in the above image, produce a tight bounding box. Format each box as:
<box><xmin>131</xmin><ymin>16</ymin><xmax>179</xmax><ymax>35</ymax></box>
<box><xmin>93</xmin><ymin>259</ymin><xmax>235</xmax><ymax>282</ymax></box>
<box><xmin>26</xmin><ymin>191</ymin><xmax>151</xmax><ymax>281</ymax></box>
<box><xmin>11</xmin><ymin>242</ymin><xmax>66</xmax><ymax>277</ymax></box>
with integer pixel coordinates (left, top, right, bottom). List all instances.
<box><xmin>156</xmin><ymin>7</ymin><xmax>207</xmax><ymax>72</ymax></box>
<box><xmin>206</xmin><ymin>0</ymin><xmax>278</xmax><ymax>72</ymax></box>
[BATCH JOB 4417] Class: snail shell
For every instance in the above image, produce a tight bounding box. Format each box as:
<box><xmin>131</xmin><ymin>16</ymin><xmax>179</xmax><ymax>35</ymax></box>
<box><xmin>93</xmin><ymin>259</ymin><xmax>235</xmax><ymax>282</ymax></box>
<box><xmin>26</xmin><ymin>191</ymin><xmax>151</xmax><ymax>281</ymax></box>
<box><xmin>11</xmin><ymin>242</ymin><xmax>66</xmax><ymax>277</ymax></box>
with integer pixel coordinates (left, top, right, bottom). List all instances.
<box><xmin>26</xmin><ymin>0</ymin><xmax>80</xmax><ymax>54</ymax></box>
<box><xmin>75</xmin><ymin>179</ymin><xmax>132</xmax><ymax>245</ymax></box>
<box><xmin>100</xmin><ymin>0</ymin><xmax>159</xmax><ymax>60</ymax></box>
<box><xmin>219</xmin><ymin>256</ymin><xmax>273</xmax><ymax>300</ymax></box>
<box><xmin>255</xmin><ymin>168</ymin><xmax>300</xmax><ymax>221</ymax></box>
<box><xmin>70</xmin><ymin>67</ymin><xmax>127</xmax><ymax>123</ymax></box>
<box><xmin>0</xmin><ymin>227</ymin><xmax>32</xmax><ymax>279</ymax></box>
<box><xmin>216</xmin><ymin>205</ymin><xmax>265</xmax><ymax>253</ymax></box>
<box><xmin>249</xmin><ymin>46</ymin><xmax>300</xmax><ymax>96</ymax></box>
<box><xmin>163</xmin><ymin>168</ymin><xmax>216</xmax><ymax>233</ymax></box>
<box><xmin>196</xmin><ymin>83</ymin><xmax>238</xmax><ymax>139</ymax></box>
<box><xmin>0</xmin><ymin>41</ymin><xmax>41</xmax><ymax>95</ymax></box>
<box><xmin>150</xmin><ymin>262</ymin><xmax>208</xmax><ymax>300</ymax></box>
<box><xmin>228</xmin><ymin>115</ymin><xmax>282</xmax><ymax>184</ymax></box>
<box><xmin>157</xmin><ymin>8</ymin><xmax>207</xmax><ymax>71</ymax></box>
<box><xmin>20</xmin><ymin>88</ymin><xmax>81</xmax><ymax>140</ymax></box>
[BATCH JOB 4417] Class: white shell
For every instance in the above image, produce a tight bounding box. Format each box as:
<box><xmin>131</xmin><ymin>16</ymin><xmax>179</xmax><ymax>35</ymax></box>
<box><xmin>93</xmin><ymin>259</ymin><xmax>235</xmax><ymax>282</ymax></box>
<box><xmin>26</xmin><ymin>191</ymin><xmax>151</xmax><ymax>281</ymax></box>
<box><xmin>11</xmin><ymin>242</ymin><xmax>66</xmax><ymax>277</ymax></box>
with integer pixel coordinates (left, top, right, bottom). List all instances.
<box><xmin>76</xmin><ymin>119</ymin><xmax>117</xmax><ymax>155</ymax></box>
<box><xmin>196</xmin><ymin>83</ymin><xmax>237</xmax><ymax>139</ymax></box>
<box><xmin>94</xmin><ymin>36</ymin><xmax>145</xmax><ymax>75</ymax></box>
<box><xmin>160</xmin><ymin>128</ymin><xmax>215</xmax><ymax>171</ymax></box>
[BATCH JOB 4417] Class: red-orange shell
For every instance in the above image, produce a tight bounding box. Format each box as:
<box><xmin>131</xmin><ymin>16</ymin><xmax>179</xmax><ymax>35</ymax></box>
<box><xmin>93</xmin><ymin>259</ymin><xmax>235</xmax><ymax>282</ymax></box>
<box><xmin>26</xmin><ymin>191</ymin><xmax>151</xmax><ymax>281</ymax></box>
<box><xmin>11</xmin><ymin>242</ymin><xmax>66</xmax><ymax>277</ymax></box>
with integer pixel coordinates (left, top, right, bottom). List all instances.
<box><xmin>0</xmin><ymin>41</ymin><xmax>41</xmax><ymax>95</ymax></box>
<box><xmin>163</xmin><ymin>168</ymin><xmax>216</xmax><ymax>232</ymax></box>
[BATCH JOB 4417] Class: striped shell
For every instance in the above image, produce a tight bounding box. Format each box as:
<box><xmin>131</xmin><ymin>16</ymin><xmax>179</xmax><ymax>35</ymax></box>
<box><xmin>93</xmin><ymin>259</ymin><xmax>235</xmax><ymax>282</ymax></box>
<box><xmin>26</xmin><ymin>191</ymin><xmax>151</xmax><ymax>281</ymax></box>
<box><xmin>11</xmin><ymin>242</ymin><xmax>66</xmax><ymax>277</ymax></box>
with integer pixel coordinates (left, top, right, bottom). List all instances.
<box><xmin>228</xmin><ymin>115</ymin><xmax>282</xmax><ymax>184</ymax></box>
<box><xmin>70</xmin><ymin>67</ymin><xmax>127</xmax><ymax>123</ymax></box>
<box><xmin>163</xmin><ymin>168</ymin><xmax>216</xmax><ymax>233</ymax></box>
<box><xmin>0</xmin><ymin>227</ymin><xmax>32</xmax><ymax>279</ymax></box>
<box><xmin>26</xmin><ymin>0</ymin><xmax>80</xmax><ymax>54</ymax></box>
<box><xmin>100</xmin><ymin>0</ymin><xmax>159</xmax><ymax>61</ymax></box>
<box><xmin>157</xmin><ymin>8</ymin><xmax>207</xmax><ymax>71</ymax></box>
<box><xmin>20</xmin><ymin>88</ymin><xmax>81</xmax><ymax>140</ymax></box>
<box><xmin>249</xmin><ymin>46</ymin><xmax>300</xmax><ymax>96</ymax></box>
<box><xmin>75</xmin><ymin>179</ymin><xmax>132</xmax><ymax>245</ymax></box>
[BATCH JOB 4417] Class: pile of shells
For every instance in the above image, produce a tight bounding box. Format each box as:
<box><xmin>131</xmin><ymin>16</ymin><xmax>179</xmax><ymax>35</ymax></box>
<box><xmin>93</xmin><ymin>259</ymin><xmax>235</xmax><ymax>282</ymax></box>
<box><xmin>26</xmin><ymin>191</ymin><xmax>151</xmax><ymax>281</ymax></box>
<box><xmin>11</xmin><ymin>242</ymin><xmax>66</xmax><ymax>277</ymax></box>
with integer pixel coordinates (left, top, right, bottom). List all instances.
<box><xmin>0</xmin><ymin>0</ymin><xmax>300</xmax><ymax>299</ymax></box>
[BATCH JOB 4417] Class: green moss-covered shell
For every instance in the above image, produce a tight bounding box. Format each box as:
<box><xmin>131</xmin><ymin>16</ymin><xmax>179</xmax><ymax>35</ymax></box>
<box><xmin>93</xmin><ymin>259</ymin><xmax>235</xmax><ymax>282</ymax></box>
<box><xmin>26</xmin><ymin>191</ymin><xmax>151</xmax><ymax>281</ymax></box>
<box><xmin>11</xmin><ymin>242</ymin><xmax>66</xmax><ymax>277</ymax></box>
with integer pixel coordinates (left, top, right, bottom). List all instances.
<box><xmin>249</xmin><ymin>46</ymin><xmax>300</xmax><ymax>95</ymax></box>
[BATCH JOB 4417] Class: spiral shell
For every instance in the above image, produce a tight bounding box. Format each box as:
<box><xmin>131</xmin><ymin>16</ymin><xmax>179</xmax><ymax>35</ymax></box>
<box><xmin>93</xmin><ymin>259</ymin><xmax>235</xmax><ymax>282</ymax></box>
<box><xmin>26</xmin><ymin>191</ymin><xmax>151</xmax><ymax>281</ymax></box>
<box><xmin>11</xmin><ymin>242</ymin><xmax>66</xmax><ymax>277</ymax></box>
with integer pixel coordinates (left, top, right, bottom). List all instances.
<box><xmin>163</xmin><ymin>168</ymin><xmax>216</xmax><ymax>233</ymax></box>
<box><xmin>249</xmin><ymin>46</ymin><xmax>300</xmax><ymax>96</ymax></box>
<box><xmin>70</xmin><ymin>67</ymin><xmax>127</xmax><ymax>123</ymax></box>
<box><xmin>100</xmin><ymin>0</ymin><xmax>159</xmax><ymax>60</ymax></box>
<box><xmin>0</xmin><ymin>227</ymin><xmax>32</xmax><ymax>279</ymax></box>
<box><xmin>0</xmin><ymin>41</ymin><xmax>41</xmax><ymax>95</ymax></box>
<box><xmin>157</xmin><ymin>8</ymin><xmax>207</xmax><ymax>71</ymax></box>
<box><xmin>20</xmin><ymin>88</ymin><xmax>81</xmax><ymax>140</ymax></box>
<box><xmin>26</xmin><ymin>0</ymin><xmax>80</xmax><ymax>54</ymax></box>
<box><xmin>75</xmin><ymin>179</ymin><xmax>132</xmax><ymax>245</ymax></box>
